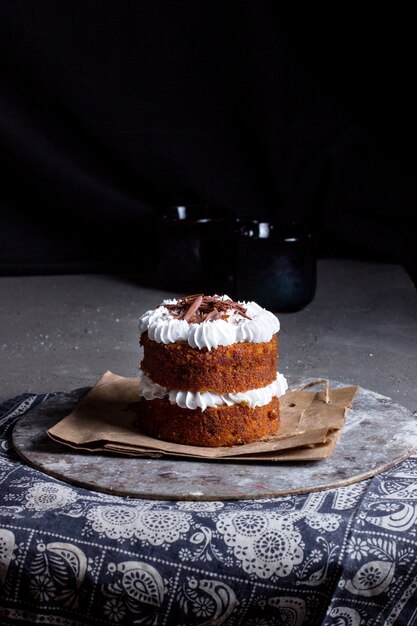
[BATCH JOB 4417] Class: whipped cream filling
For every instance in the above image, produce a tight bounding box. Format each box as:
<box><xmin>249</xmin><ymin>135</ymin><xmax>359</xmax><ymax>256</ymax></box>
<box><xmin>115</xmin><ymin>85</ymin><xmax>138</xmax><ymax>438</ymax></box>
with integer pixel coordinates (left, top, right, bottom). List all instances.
<box><xmin>138</xmin><ymin>296</ymin><xmax>280</xmax><ymax>350</ymax></box>
<box><xmin>138</xmin><ymin>373</ymin><xmax>288</xmax><ymax>411</ymax></box>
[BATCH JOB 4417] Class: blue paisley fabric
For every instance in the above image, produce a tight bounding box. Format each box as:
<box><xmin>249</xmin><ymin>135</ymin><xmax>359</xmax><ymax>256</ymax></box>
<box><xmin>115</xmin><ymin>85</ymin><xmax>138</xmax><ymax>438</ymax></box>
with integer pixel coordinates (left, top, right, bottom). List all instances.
<box><xmin>1</xmin><ymin>393</ymin><xmax>417</xmax><ymax>625</ymax></box>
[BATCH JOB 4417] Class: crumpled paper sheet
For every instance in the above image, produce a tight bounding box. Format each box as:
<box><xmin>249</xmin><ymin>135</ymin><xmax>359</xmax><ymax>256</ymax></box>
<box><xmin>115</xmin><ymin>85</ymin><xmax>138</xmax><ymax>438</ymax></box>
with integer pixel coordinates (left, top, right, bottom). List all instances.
<box><xmin>47</xmin><ymin>371</ymin><xmax>358</xmax><ymax>462</ymax></box>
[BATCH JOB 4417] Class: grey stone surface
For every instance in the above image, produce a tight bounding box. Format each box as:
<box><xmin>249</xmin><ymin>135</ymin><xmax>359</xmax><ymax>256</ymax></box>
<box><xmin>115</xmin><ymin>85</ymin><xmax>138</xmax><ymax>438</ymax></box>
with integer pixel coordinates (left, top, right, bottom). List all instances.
<box><xmin>1</xmin><ymin>259</ymin><xmax>417</xmax><ymax>412</ymax></box>
<box><xmin>12</xmin><ymin>380</ymin><xmax>417</xmax><ymax>500</ymax></box>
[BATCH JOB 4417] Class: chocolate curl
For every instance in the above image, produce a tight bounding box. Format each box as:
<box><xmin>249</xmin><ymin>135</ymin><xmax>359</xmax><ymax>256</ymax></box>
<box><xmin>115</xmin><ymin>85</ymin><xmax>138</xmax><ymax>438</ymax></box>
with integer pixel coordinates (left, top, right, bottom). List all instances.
<box><xmin>183</xmin><ymin>295</ymin><xmax>204</xmax><ymax>322</ymax></box>
<box><xmin>161</xmin><ymin>294</ymin><xmax>252</xmax><ymax>323</ymax></box>
<box><xmin>203</xmin><ymin>307</ymin><xmax>221</xmax><ymax>321</ymax></box>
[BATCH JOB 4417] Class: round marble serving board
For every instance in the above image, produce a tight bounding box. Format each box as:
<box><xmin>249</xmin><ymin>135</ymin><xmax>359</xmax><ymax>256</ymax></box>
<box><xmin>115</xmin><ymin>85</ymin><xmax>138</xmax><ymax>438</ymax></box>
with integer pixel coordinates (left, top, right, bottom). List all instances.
<box><xmin>12</xmin><ymin>379</ymin><xmax>417</xmax><ymax>501</ymax></box>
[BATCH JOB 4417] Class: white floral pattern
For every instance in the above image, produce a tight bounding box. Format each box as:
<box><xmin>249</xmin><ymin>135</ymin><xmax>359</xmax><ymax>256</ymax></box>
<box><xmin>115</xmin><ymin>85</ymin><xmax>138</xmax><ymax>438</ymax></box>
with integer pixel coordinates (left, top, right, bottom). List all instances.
<box><xmin>86</xmin><ymin>504</ymin><xmax>191</xmax><ymax>545</ymax></box>
<box><xmin>0</xmin><ymin>529</ymin><xmax>14</xmax><ymax>586</ymax></box>
<box><xmin>216</xmin><ymin>511</ymin><xmax>304</xmax><ymax>578</ymax></box>
<box><xmin>24</xmin><ymin>481</ymin><xmax>78</xmax><ymax>512</ymax></box>
<box><xmin>1</xmin><ymin>391</ymin><xmax>417</xmax><ymax>625</ymax></box>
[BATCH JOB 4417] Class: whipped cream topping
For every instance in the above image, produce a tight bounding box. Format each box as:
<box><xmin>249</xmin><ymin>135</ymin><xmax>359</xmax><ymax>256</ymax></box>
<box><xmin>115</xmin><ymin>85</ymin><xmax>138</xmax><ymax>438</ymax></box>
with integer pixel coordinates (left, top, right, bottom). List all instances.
<box><xmin>139</xmin><ymin>296</ymin><xmax>280</xmax><ymax>350</ymax></box>
<box><xmin>138</xmin><ymin>373</ymin><xmax>288</xmax><ymax>411</ymax></box>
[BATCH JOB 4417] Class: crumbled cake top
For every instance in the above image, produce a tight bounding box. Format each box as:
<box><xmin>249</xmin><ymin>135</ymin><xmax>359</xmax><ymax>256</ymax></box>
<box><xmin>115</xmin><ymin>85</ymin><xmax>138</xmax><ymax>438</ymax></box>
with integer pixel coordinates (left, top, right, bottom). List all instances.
<box><xmin>162</xmin><ymin>294</ymin><xmax>251</xmax><ymax>324</ymax></box>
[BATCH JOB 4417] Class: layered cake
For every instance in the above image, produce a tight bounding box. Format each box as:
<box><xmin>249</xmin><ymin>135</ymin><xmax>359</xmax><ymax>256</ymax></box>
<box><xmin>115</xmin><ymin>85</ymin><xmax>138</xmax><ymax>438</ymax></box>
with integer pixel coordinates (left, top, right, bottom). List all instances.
<box><xmin>137</xmin><ymin>294</ymin><xmax>287</xmax><ymax>447</ymax></box>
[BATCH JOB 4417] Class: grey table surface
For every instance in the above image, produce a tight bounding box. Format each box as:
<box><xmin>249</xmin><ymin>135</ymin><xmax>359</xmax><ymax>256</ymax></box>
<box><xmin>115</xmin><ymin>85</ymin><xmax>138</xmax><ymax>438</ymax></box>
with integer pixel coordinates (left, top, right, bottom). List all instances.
<box><xmin>1</xmin><ymin>259</ymin><xmax>416</xmax><ymax>414</ymax></box>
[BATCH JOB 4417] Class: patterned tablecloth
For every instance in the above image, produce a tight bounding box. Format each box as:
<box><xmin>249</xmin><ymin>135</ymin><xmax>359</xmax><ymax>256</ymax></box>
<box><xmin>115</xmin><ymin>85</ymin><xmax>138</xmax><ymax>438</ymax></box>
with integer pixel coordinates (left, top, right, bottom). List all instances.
<box><xmin>1</xmin><ymin>392</ymin><xmax>417</xmax><ymax>626</ymax></box>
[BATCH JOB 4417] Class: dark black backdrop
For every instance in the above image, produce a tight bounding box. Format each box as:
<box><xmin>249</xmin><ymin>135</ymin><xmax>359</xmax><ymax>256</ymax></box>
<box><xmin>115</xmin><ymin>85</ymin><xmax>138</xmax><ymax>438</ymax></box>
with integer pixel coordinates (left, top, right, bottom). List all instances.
<box><xmin>1</xmin><ymin>2</ymin><xmax>416</xmax><ymax>281</ymax></box>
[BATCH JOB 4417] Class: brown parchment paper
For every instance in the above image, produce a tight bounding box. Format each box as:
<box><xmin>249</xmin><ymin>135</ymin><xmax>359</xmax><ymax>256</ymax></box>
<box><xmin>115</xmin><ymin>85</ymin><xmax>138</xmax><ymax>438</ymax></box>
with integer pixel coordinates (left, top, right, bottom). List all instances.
<box><xmin>47</xmin><ymin>371</ymin><xmax>358</xmax><ymax>461</ymax></box>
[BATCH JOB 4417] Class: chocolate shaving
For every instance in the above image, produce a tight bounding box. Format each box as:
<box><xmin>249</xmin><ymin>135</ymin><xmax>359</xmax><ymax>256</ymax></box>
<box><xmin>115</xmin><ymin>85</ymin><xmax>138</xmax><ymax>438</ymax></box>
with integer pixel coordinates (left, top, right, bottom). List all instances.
<box><xmin>162</xmin><ymin>294</ymin><xmax>251</xmax><ymax>324</ymax></box>
<box><xmin>183</xmin><ymin>295</ymin><xmax>203</xmax><ymax>322</ymax></box>
<box><xmin>203</xmin><ymin>308</ymin><xmax>221</xmax><ymax>322</ymax></box>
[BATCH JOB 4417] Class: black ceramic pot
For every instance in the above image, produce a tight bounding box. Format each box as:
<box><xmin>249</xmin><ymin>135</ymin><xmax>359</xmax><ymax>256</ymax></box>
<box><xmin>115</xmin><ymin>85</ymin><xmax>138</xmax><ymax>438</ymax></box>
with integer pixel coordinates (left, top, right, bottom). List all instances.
<box><xmin>232</xmin><ymin>219</ymin><xmax>317</xmax><ymax>312</ymax></box>
<box><xmin>156</xmin><ymin>205</ymin><xmax>233</xmax><ymax>295</ymax></box>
